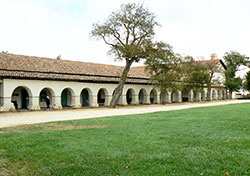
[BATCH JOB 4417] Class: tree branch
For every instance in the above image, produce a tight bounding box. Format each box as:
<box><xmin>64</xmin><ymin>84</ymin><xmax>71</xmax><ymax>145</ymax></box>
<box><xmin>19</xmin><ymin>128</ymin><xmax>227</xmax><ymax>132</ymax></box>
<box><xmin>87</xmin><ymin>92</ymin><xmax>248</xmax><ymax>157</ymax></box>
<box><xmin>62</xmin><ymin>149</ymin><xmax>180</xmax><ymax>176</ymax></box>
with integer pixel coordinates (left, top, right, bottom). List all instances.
<box><xmin>101</xmin><ymin>35</ymin><xmax>116</xmax><ymax>47</ymax></box>
<box><xmin>123</xmin><ymin>23</ymin><xmax>130</xmax><ymax>45</ymax></box>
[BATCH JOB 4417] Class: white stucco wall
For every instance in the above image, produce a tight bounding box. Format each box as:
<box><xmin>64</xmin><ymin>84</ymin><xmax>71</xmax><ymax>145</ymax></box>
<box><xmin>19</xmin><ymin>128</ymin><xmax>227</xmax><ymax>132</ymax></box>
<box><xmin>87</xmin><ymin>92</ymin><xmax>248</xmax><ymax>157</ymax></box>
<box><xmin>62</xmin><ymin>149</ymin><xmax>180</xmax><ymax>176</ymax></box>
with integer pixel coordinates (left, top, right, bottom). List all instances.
<box><xmin>0</xmin><ymin>78</ymin><xmax>228</xmax><ymax>112</ymax></box>
<box><xmin>0</xmin><ymin>79</ymin><xmax>159</xmax><ymax>110</ymax></box>
<box><xmin>212</xmin><ymin>63</ymin><xmax>226</xmax><ymax>85</ymax></box>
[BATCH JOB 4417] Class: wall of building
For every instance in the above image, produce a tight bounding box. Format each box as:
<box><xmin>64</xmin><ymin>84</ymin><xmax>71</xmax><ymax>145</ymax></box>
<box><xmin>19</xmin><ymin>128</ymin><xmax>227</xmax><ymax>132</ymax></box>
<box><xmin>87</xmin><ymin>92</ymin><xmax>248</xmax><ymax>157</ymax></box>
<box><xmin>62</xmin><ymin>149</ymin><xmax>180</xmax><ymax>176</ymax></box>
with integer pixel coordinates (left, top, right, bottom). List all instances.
<box><xmin>0</xmin><ymin>78</ymin><xmax>228</xmax><ymax>112</ymax></box>
<box><xmin>1</xmin><ymin>79</ymin><xmax>158</xmax><ymax>110</ymax></box>
<box><xmin>212</xmin><ymin>63</ymin><xmax>226</xmax><ymax>85</ymax></box>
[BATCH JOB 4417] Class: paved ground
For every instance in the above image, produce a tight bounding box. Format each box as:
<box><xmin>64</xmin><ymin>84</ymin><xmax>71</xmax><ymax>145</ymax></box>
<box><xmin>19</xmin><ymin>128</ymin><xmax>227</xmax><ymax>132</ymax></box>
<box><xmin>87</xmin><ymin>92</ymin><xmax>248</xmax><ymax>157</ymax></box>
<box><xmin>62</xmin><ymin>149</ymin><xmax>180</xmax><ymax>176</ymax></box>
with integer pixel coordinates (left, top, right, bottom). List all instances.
<box><xmin>0</xmin><ymin>100</ymin><xmax>249</xmax><ymax>128</ymax></box>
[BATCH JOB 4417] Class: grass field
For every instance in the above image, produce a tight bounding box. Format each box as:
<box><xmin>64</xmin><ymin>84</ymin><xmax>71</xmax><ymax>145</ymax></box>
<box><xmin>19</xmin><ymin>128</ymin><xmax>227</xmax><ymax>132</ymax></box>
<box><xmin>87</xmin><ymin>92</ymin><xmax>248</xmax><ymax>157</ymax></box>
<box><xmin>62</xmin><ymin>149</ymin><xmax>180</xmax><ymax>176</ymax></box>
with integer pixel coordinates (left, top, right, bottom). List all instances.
<box><xmin>0</xmin><ymin>103</ymin><xmax>250</xmax><ymax>176</ymax></box>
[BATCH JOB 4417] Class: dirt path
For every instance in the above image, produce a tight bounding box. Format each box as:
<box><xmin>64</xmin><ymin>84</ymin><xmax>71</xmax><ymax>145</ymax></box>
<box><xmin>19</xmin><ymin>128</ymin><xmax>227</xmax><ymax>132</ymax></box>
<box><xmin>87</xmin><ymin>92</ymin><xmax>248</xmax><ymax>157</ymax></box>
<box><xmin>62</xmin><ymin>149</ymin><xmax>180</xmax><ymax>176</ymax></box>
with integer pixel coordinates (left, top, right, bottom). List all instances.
<box><xmin>0</xmin><ymin>100</ymin><xmax>249</xmax><ymax>128</ymax></box>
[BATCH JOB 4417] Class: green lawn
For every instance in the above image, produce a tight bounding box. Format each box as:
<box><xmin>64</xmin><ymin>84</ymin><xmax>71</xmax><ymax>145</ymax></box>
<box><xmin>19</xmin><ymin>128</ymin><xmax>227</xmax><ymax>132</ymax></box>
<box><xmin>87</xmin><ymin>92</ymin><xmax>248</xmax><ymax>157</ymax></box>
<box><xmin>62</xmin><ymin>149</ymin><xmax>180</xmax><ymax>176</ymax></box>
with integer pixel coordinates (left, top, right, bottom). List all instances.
<box><xmin>0</xmin><ymin>103</ymin><xmax>250</xmax><ymax>176</ymax></box>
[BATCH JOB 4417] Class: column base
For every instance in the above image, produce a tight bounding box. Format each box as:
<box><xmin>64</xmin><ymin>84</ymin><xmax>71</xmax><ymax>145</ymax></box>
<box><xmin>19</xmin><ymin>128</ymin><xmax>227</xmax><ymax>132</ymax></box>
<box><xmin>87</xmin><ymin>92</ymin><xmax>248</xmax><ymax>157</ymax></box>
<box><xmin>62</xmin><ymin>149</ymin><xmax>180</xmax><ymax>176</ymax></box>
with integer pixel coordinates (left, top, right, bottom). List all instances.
<box><xmin>52</xmin><ymin>104</ymin><xmax>63</xmax><ymax>110</ymax></box>
<box><xmin>0</xmin><ymin>104</ymin><xmax>16</xmax><ymax>112</ymax></box>
<box><xmin>73</xmin><ymin>104</ymin><xmax>81</xmax><ymax>109</ymax></box>
<box><xmin>29</xmin><ymin>105</ymin><xmax>40</xmax><ymax>111</ymax></box>
<box><xmin>90</xmin><ymin>103</ymin><xmax>99</xmax><ymax>108</ymax></box>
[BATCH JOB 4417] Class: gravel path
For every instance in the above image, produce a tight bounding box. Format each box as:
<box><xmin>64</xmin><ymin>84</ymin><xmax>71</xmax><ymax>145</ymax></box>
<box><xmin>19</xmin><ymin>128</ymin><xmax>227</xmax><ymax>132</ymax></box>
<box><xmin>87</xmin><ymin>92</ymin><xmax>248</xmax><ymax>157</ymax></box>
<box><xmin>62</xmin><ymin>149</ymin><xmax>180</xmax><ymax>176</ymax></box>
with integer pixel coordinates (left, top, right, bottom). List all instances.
<box><xmin>0</xmin><ymin>100</ymin><xmax>249</xmax><ymax>128</ymax></box>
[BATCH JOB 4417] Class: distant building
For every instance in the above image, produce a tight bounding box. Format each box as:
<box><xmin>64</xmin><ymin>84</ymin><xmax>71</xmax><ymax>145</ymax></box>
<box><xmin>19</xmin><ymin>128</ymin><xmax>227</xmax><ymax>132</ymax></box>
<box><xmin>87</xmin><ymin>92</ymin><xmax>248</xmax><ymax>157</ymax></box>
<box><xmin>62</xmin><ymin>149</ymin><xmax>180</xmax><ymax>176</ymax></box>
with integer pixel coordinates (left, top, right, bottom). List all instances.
<box><xmin>0</xmin><ymin>53</ymin><xmax>227</xmax><ymax>112</ymax></box>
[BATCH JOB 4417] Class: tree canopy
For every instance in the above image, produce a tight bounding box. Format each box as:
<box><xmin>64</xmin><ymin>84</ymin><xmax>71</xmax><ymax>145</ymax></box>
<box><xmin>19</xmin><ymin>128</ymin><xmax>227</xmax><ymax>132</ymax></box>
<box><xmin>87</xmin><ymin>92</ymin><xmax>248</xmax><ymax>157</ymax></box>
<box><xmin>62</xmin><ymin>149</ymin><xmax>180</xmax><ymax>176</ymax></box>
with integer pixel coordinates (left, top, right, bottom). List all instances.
<box><xmin>145</xmin><ymin>41</ymin><xmax>183</xmax><ymax>93</ymax></box>
<box><xmin>223</xmin><ymin>51</ymin><xmax>250</xmax><ymax>98</ymax></box>
<box><xmin>243</xmin><ymin>71</ymin><xmax>250</xmax><ymax>91</ymax></box>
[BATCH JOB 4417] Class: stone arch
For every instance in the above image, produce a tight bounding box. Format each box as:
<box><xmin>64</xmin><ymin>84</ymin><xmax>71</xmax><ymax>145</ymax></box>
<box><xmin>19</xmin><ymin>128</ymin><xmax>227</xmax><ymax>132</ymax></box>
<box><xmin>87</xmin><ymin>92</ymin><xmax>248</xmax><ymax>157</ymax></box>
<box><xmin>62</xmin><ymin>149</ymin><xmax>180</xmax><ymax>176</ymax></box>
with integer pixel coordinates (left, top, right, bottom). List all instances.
<box><xmin>39</xmin><ymin>87</ymin><xmax>55</xmax><ymax>109</ymax></box>
<box><xmin>126</xmin><ymin>88</ymin><xmax>135</xmax><ymax>105</ymax></box>
<box><xmin>61</xmin><ymin>88</ymin><xmax>74</xmax><ymax>107</ymax></box>
<box><xmin>138</xmin><ymin>89</ymin><xmax>147</xmax><ymax>104</ymax></box>
<box><xmin>150</xmin><ymin>89</ymin><xmax>157</xmax><ymax>104</ymax></box>
<box><xmin>181</xmin><ymin>89</ymin><xmax>190</xmax><ymax>102</ymax></box>
<box><xmin>97</xmin><ymin>88</ymin><xmax>108</xmax><ymax>106</ymax></box>
<box><xmin>212</xmin><ymin>90</ymin><xmax>217</xmax><ymax>100</ymax></box>
<box><xmin>11</xmin><ymin>86</ymin><xmax>32</xmax><ymax>109</ymax></box>
<box><xmin>80</xmin><ymin>88</ymin><xmax>92</xmax><ymax>107</ymax></box>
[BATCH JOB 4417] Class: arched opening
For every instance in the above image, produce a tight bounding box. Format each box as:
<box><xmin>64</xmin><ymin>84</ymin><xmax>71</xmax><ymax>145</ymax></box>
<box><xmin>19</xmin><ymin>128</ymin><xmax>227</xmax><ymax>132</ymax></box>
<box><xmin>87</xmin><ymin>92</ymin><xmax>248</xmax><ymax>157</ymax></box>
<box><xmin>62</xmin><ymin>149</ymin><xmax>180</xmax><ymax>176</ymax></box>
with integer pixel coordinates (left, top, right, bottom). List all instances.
<box><xmin>39</xmin><ymin>88</ymin><xmax>54</xmax><ymax>109</ymax></box>
<box><xmin>11</xmin><ymin>86</ymin><xmax>30</xmax><ymax>109</ymax></box>
<box><xmin>212</xmin><ymin>90</ymin><xmax>216</xmax><ymax>100</ymax></box>
<box><xmin>97</xmin><ymin>88</ymin><xmax>107</xmax><ymax>106</ymax></box>
<box><xmin>81</xmin><ymin>88</ymin><xmax>91</xmax><ymax>107</ymax></box>
<box><xmin>139</xmin><ymin>89</ymin><xmax>147</xmax><ymax>104</ymax></box>
<box><xmin>126</xmin><ymin>89</ymin><xmax>134</xmax><ymax>105</ymax></box>
<box><xmin>181</xmin><ymin>90</ymin><xmax>189</xmax><ymax>102</ymax></box>
<box><xmin>61</xmin><ymin>88</ymin><xmax>73</xmax><ymax>107</ymax></box>
<box><xmin>171</xmin><ymin>91</ymin><xmax>179</xmax><ymax>103</ymax></box>
<box><xmin>150</xmin><ymin>89</ymin><xmax>157</xmax><ymax>104</ymax></box>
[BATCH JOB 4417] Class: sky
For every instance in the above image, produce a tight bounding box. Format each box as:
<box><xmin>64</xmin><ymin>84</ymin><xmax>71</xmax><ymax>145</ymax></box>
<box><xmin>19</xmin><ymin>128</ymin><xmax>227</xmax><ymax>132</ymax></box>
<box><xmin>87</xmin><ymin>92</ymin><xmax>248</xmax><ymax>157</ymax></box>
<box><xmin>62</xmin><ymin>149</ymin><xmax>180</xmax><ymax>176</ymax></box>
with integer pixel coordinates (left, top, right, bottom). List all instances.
<box><xmin>0</xmin><ymin>0</ymin><xmax>250</xmax><ymax>72</ymax></box>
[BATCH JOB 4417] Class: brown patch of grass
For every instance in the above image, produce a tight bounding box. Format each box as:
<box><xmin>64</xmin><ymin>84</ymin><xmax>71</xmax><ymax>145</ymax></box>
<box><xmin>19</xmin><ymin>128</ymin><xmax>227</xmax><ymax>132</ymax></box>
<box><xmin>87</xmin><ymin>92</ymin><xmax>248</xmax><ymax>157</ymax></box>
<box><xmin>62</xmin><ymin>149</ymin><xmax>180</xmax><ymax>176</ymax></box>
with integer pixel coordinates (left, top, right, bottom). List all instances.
<box><xmin>0</xmin><ymin>123</ymin><xmax>112</xmax><ymax>134</ymax></box>
<box><xmin>0</xmin><ymin>158</ymin><xmax>14</xmax><ymax>176</ymax></box>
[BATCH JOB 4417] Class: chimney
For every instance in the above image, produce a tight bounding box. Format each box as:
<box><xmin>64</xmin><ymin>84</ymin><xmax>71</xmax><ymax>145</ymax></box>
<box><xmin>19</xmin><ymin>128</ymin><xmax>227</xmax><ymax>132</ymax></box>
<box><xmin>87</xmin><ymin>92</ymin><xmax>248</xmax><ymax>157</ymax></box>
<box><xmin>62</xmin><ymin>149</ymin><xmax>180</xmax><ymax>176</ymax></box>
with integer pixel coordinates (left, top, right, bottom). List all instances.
<box><xmin>210</xmin><ymin>53</ymin><xmax>217</xmax><ymax>60</ymax></box>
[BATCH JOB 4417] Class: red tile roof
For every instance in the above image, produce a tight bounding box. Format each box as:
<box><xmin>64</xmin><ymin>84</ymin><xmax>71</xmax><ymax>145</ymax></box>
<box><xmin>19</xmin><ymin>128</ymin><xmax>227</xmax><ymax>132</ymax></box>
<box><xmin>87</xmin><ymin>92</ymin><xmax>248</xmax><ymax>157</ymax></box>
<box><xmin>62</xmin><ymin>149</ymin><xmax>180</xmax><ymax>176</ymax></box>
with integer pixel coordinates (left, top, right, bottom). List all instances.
<box><xmin>0</xmin><ymin>53</ymin><xmax>225</xmax><ymax>84</ymax></box>
<box><xmin>0</xmin><ymin>53</ymin><xmax>150</xmax><ymax>83</ymax></box>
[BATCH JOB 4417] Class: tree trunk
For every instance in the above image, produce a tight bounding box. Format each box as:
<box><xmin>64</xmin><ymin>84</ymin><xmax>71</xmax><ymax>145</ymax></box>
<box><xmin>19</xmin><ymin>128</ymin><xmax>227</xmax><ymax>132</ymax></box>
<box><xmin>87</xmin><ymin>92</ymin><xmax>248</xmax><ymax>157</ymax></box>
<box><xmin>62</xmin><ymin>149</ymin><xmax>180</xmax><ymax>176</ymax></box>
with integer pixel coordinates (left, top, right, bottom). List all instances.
<box><xmin>109</xmin><ymin>59</ymin><xmax>133</xmax><ymax>108</ymax></box>
<box><xmin>229</xmin><ymin>90</ymin><xmax>233</xmax><ymax>99</ymax></box>
<box><xmin>207</xmin><ymin>87</ymin><xmax>211</xmax><ymax>101</ymax></box>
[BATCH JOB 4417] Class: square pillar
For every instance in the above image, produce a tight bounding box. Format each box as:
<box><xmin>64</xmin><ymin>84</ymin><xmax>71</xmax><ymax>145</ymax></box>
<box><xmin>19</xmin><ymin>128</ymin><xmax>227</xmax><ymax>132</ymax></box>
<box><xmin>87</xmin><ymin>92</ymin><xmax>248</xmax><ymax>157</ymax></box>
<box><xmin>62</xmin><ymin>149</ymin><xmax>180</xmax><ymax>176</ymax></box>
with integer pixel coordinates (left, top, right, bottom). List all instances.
<box><xmin>89</xmin><ymin>95</ymin><xmax>98</xmax><ymax>107</ymax></box>
<box><xmin>52</xmin><ymin>96</ymin><xmax>62</xmax><ymax>109</ymax></box>
<box><xmin>104</xmin><ymin>95</ymin><xmax>112</xmax><ymax>106</ymax></box>
<box><xmin>196</xmin><ymin>92</ymin><xmax>201</xmax><ymax>102</ymax></box>
<box><xmin>72</xmin><ymin>96</ymin><xmax>81</xmax><ymax>109</ymax></box>
<box><xmin>0</xmin><ymin>97</ymin><xmax>15</xmax><ymax>112</ymax></box>
<box><xmin>118</xmin><ymin>95</ymin><xmax>127</xmax><ymax>106</ymax></box>
<box><xmin>189</xmin><ymin>90</ymin><xmax>193</xmax><ymax>102</ymax></box>
<box><xmin>132</xmin><ymin>94</ymin><xmax>139</xmax><ymax>105</ymax></box>
<box><xmin>145</xmin><ymin>94</ymin><xmax>151</xmax><ymax>104</ymax></box>
<box><xmin>177</xmin><ymin>90</ymin><xmax>182</xmax><ymax>103</ymax></box>
<box><xmin>156</xmin><ymin>92</ymin><xmax>161</xmax><ymax>104</ymax></box>
<box><xmin>28</xmin><ymin>96</ymin><xmax>40</xmax><ymax>111</ymax></box>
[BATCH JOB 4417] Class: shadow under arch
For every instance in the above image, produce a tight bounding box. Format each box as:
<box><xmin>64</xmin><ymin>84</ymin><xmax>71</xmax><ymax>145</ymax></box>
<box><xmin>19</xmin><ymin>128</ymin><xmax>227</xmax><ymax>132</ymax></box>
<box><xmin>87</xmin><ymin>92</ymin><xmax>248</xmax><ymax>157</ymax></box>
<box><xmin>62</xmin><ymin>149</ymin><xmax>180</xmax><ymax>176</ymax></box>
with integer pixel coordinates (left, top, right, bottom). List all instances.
<box><xmin>61</xmin><ymin>88</ymin><xmax>75</xmax><ymax>107</ymax></box>
<box><xmin>80</xmin><ymin>88</ymin><xmax>93</xmax><ymax>107</ymax></box>
<box><xmin>39</xmin><ymin>87</ymin><xmax>55</xmax><ymax>109</ymax></box>
<box><xmin>138</xmin><ymin>88</ymin><xmax>147</xmax><ymax>104</ymax></box>
<box><xmin>97</xmin><ymin>88</ymin><xmax>108</xmax><ymax>106</ymax></box>
<box><xmin>126</xmin><ymin>88</ymin><xmax>135</xmax><ymax>105</ymax></box>
<box><xmin>11</xmin><ymin>86</ymin><xmax>32</xmax><ymax>109</ymax></box>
